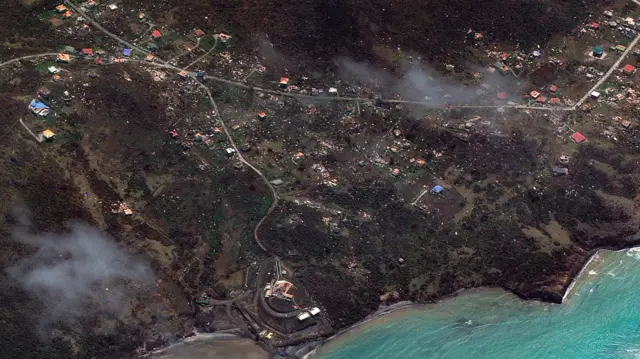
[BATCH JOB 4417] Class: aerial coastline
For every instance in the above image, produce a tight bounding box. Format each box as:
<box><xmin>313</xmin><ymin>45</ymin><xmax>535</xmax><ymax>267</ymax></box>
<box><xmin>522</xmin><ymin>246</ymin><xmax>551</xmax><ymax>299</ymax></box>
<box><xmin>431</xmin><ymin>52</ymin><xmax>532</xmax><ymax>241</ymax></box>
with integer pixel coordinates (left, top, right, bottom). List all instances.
<box><xmin>3</xmin><ymin>0</ymin><xmax>640</xmax><ymax>358</ymax></box>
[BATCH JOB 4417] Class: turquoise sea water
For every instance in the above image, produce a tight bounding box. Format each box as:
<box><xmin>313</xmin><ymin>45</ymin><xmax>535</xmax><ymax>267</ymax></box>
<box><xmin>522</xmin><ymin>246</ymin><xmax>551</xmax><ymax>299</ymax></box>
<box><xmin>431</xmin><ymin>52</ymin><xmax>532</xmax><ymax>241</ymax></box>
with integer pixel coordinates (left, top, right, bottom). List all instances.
<box><xmin>314</xmin><ymin>248</ymin><xmax>640</xmax><ymax>359</ymax></box>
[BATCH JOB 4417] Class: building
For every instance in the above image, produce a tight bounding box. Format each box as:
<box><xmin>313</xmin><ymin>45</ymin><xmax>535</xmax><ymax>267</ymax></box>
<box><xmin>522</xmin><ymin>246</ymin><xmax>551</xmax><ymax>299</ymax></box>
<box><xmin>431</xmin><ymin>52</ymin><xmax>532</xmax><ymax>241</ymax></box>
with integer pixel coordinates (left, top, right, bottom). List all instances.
<box><xmin>529</xmin><ymin>90</ymin><xmax>540</xmax><ymax>99</ymax></box>
<box><xmin>28</xmin><ymin>99</ymin><xmax>50</xmax><ymax>117</ymax></box>
<box><xmin>266</xmin><ymin>280</ymin><xmax>295</xmax><ymax>301</ymax></box>
<box><xmin>309</xmin><ymin>307</ymin><xmax>321</xmax><ymax>316</ymax></box>
<box><xmin>623</xmin><ymin>64</ymin><xmax>636</xmax><ymax>75</ymax></box>
<box><xmin>196</xmin><ymin>71</ymin><xmax>206</xmax><ymax>80</ymax></box>
<box><xmin>549</xmin><ymin>84</ymin><xmax>558</xmax><ymax>93</ymax></box>
<box><xmin>550</xmin><ymin>97</ymin><xmax>561</xmax><ymax>105</ymax></box>
<box><xmin>559</xmin><ymin>155</ymin><xmax>570</xmax><ymax>164</ymax></box>
<box><xmin>56</xmin><ymin>53</ymin><xmax>70</xmax><ymax>63</ymax></box>
<box><xmin>415</xmin><ymin>157</ymin><xmax>426</xmax><ymax>167</ymax></box>
<box><xmin>536</xmin><ymin>96</ymin><xmax>547</xmax><ymax>104</ymax></box>
<box><xmin>225</xmin><ymin>148</ymin><xmax>236</xmax><ymax>156</ymax></box>
<box><xmin>279</xmin><ymin>77</ymin><xmax>290</xmax><ymax>87</ymax></box>
<box><xmin>178</xmin><ymin>71</ymin><xmax>188</xmax><ymax>79</ymax></box>
<box><xmin>41</xmin><ymin>129</ymin><xmax>55</xmax><ymax>141</ymax></box>
<box><xmin>590</xmin><ymin>22</ymin><xmax>600</xmax><ymax>30</ymax></box>
<box><xmin>593</xmin><ymin>46</ymin><xmax>604</xmax><ymax>58</ymax></box>
<box><xmin>38</xmin><ymin>87</ymin><xmax>51</xmax><ymax>98</ymax></box>
<box><xmin>216</xmin><ymin>33</ymin><xmax>232</xmax><ymax>42</ymax></box>
<box><xmin>270</xmin><ymin>179</ymin><xmax>284</xmax><ymax>186</ymax></box>
<box><xmin>590</xmin><ymin>91</ymin><xmax>601</xmax><ymax>99</ymax></box>
<box><xmin>432</xmin><ymin>185</ymin><xmax>445</xmax><ymax>194</ymax></box>
<box><xmin>145</xmin><ymin>54</ymin><xmax>154</xmax><ymax>62</ymax></box>
<box><xmin>495</xmin><ymin>62</ymin><xmax>510</xmax><ymax>75</ymax></box>
<box><xmin>124</xmin><ymin>208</ymin><xmax>133</xmax><ymax>216</ymax></box>
<box><xmin>258</xmin><ymin>112</ymin><xmax>267</xmax><ymax>120</ymax></box>
<box><xmin>553</xmin><ymin>167</ymin><xmax>569</xmax><ymax>176</ymax></box>
<box><xmin>108</xmin><ymin>4</ymin><xmax>118</xmax><ymax>10</ymax></box>
<box><xmin>138</xmin><ymin>12</ymin><xmax>145</xmax><ymax>20</ymax></box>
<box><xmin>123</xmin><ymin>48</ymin><xmax>132</xmax><ymax>57</ymax></box>
<box><xmin>616</xmin><ymin>44</ymin><xmax>627</xmax><ymax>52</ymax></box>
<box><xmin>391</xmin><ymin>168</ymin><xmax>401</xmax><ymax>177</ymax></box>
<box><xmin>328</xmin><ymin>87</ymin><xmax>338</xmax><ymax>95</ymax></box>
<box><xmin>195</xmin><ymin>29</ymin><xmax>206</xmax><ymax>38</ymax></box>
<box><xmin>297</xmin><ymin>312</ymin><xmax>310</xmax><ymax>321</ymax></box>
<box><xmin>152</xmin><ymin>29</ymin><xmax>163</xmax><ymax>39</ymax></box>
<box><xmin>56</xmin><ymin>4</ymin><xmax>67</xmax><ymax>13</ymax></box>
<box><xmin>82</xmin><ymin>48</ymin><xmax>94</xmax><ymax>56</ymax></box>
<box><xmin>622</xmin><ymin>120</ymin><xmax>632</xmax><ymax>128</ymax></box>
<box><xmin>571</xmin><ymin>132</ymin><xmax>587</xmax><ymax>143</ymax></box>
<box><xmin>62</xmin><ymin>10</ymin><xmax>73</xmax><ymax>18</ymax></box>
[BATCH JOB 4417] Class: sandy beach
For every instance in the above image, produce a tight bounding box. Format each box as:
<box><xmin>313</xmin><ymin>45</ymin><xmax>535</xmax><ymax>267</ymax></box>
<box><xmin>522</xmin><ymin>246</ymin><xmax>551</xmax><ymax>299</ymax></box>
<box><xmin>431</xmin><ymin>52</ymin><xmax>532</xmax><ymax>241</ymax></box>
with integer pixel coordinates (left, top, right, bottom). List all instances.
<box><xmin>149</xmin><ymin>334</ymin><xmax>268</xmax><ymax>359</ymax></box>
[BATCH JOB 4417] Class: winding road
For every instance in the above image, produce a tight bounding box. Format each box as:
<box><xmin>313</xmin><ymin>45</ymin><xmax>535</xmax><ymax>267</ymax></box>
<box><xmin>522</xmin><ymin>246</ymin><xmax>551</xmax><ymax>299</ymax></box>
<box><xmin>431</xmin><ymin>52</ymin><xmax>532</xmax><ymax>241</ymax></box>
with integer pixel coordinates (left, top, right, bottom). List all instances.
<box><xmin>7</xmin><ymin>1</ymin><xmax>640</xmax><ymax>261</ymax></box>
<box><xmin>64</xmin><ymin>0</ymin><xmax>278</xmax><ymax>254</ymax></box>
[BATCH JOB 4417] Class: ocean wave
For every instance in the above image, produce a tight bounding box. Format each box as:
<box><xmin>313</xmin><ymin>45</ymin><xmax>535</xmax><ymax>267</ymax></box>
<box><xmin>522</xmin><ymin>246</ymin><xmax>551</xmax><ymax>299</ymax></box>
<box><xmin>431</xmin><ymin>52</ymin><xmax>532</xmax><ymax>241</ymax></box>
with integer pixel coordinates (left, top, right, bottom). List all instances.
<box><xmin>626</xmin><ymin>248</ymin><xmax>640</xmax><ymax>260</ymax></box>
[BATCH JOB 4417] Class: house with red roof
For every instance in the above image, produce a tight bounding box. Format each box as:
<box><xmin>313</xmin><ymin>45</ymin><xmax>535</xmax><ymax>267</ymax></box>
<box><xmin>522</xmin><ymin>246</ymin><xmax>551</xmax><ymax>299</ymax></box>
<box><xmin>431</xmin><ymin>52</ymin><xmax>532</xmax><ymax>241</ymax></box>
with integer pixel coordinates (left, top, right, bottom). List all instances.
<box><xmin>152</xmin><ymin>29</ymin><xmax>163</xmax><ymax>39</ymax></box>
<box><xmin>623</xmin><ymin>64</ymin><xmax>636</xmax><ymax>75</ymax></box>
<box><xmin>571</xmin><ymin>132</ymin><xmax>587</xmax><ymax>143</ymax></box>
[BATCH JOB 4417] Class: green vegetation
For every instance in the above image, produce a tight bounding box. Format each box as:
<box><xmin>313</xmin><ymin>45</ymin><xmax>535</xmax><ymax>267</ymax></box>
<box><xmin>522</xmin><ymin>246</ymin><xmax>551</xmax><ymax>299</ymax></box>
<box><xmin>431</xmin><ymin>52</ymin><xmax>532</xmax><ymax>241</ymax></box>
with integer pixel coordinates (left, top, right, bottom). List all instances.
<box><xmin>38</xmin><ymin>10</ymin><xmax>56</xmax><ymax>21</ymax></box>
<box><xmin>34</xmin><ymin>60</ymin><xmax>55</xmax><ymax>74</ymax></box>
<box><xmin>60</xmin><ymin>131</ymin><xmax>82</xmax><ymax>143</ymax></box>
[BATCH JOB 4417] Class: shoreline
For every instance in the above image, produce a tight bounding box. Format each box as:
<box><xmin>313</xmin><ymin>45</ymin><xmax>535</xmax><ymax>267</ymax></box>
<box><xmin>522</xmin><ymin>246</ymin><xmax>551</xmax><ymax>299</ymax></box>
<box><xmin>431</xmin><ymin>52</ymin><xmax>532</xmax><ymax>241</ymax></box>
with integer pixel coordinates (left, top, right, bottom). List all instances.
<box><xmin>143</xmin><ymin>246</ymin><xmax>639</xmax><ymax>359</ymax></box>
<box><xmin>304</xmin><ymin>245</ymin><xmax>639</xmax><ymax>358</ymax></box>
<box><xmin>561</xmin><ymin>250</ymin><xmax>601</xmax><ymax>303</ymax></box>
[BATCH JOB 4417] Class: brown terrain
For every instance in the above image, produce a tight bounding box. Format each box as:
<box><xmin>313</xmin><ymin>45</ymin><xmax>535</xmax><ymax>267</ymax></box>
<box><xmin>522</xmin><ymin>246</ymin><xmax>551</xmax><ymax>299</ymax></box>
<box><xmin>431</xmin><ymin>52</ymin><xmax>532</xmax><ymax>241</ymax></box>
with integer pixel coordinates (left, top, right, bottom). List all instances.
<box><xmin>2</xmin><ymin>0</ymin><xmax>640</xmax><ymax>358</ymax></box>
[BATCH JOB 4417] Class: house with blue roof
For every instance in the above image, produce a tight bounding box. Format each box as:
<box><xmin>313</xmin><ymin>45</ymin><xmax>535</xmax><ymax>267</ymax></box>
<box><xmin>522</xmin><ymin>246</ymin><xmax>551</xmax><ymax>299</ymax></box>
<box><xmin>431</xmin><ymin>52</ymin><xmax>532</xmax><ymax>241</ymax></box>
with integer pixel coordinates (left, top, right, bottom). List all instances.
<box><xmin>28</xmin><ymin>99</ymin><xmax>50</xmax><ymax>117</ymax></box>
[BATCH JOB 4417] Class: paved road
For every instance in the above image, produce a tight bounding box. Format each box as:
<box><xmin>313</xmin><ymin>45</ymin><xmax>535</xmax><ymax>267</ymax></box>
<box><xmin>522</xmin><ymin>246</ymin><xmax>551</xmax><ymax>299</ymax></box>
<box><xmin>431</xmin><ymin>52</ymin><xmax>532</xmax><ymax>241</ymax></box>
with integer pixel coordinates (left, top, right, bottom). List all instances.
<box><xmin>0</xmin><ymin>53</ymin><xmax>58</xmax><ymax>68</ymax></box>
<box><xmin>410</xmin><ymin>188</ymin><xmax>430</xmax><ymax>206</ymax></box>
<box><xmin>139</xmin><ymin>61</ymin><xmax>577</xmax><ymax>111</ymax></box>
<box><xmin>575</xmin><ymin>31</ymin><xmax>640</xmax><ymax>108</ymax></box>
<box><xmin>185</xmin><ymin>38</ymin><xmax>218</xmax><ymax>70</ymax></box>
<box><xmin>65</xmin><ymin>4</ymin><xmax>278</xmax><ymax>254</ymax></box>
<box><xmin>18</xmin><ymin>119</ymin><xmax>42</xmax><ymax>142</ymax></box>
<box><xmin>8</xmin><ymin>2</ymin><xmax>640</xmax><ymax>257</ymax></box>
<box><xmin>65</xmin><ymin>1</ymin><xmax>153</xmax><ymax>58</ymax></box>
